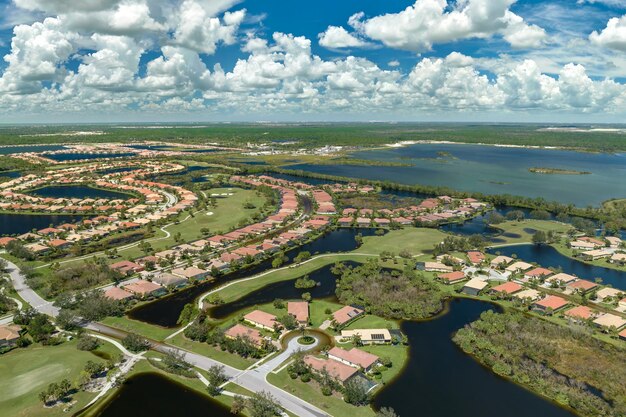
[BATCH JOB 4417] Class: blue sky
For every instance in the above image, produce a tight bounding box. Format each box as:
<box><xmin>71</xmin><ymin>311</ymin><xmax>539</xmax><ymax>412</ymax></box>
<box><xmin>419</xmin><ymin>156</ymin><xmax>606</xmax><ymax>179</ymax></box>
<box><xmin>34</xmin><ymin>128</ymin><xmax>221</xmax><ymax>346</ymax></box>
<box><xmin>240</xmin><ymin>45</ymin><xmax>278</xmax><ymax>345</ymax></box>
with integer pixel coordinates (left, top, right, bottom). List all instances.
<box><xmin>1</xmin><ymin>0</ymin><xmax>626</xmax><ymax>123</ymax></box>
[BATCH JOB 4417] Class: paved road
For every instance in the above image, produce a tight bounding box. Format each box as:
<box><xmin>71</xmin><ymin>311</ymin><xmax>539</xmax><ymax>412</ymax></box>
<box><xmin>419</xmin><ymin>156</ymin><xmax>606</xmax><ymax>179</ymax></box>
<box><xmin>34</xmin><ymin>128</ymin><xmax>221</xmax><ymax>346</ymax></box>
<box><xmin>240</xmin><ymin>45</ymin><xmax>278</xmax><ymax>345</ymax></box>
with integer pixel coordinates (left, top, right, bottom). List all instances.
<box><xmin>5</xmin><ymin>258</ymin><xmax>331</xmax><ymax>417</ymax></box>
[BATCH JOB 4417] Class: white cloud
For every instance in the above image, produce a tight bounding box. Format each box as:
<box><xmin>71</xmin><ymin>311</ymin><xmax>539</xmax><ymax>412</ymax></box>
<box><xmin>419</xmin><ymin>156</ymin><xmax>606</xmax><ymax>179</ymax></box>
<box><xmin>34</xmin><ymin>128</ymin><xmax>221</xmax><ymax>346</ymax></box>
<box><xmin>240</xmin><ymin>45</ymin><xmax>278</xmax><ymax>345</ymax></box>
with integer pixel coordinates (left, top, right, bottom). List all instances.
<box><xmin>318</xmin><ymin>26</ymin><xmax>370</xmax><ymax>49</ymax></box>
<box><xmin>349</xmin><ymin>0</ymin><xmax>546</xmax><ymax>52</ymax></box>
<box><xmin>590</xmin><ymin>14</ymin><xmax>626</xmax><ymax>51</ymax></box>
<box><xmin>577</xmin><ymin>0</ymin><xmax>626</xmax><ymax>7</ymax></box>
<box><xmin>388</xmin><ymin>60</ymin><xmax>400</xmax><ymax>67</ymax></box>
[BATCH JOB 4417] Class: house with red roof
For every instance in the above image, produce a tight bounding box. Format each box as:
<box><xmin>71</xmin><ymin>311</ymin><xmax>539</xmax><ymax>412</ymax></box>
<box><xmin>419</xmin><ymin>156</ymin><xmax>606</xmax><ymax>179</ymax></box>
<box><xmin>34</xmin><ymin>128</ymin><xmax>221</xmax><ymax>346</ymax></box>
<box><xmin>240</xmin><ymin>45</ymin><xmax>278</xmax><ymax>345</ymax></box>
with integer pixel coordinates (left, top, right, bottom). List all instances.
<box><xmin>565</xmin><ymin>279</ymin><xmax>598</xmax><ymax>294</ymax></box>
<box><xmin>490</xmin><ymin>281</ymin><xmax>523</xmax><ymax>296</ymax></box>
<box><xmin>467</xmin><ymin>251</ymin><xmax>486</xmax><ymax>265</ymax></box>
<box><xmin>327</xmin><ymin>347</ymin><xmax>379</xmax><ymax>372</ymax></box>
<box><xmin>224</xmin><ymin>324</ymin><xmax>264</xmax><ymax>347</ymax></box>
<box><xmin>524</xmin><ymin>267</ymin><xmax>553</xmax><ymax>281</ymax></box>
<box><xmin>564</xmin><ymin>306</ymin><xmax>596</xmax><ymax>322</ymax></box>
<box><xmin>332</xmin><ymin>306</ymin><xmax>364</xmax><ymax>327</ymax></box>
<box><xmin>304</xmin><ymin>356</ymin><xmax>359</xmax><ymax>384</ymax></box>
<box><xmin>288</xmin><ymin>301</ymin><xmax>309</xmax><ymax>325</ymax></box>
<box><xmin>533</xmin><ymin>295</ymin><xmax>569</xmax><ymax>314</ymax></box>
<box><xmin>438</xmin><ymin>271</ymin><xmax>466</xmax><ymax>284</ymax></box>
<box><xmin>244</xmin><ymin>310</ymin><xmax>280</xmax><ymax>331</ymax></box>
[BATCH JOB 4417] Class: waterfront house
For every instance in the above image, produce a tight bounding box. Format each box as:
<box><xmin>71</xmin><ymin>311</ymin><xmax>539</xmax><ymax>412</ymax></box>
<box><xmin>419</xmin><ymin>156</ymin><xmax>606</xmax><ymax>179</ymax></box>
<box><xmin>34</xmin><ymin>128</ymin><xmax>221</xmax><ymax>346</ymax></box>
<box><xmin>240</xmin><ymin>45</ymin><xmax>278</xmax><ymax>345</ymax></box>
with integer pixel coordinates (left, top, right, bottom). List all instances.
<box><xmin>304</xmin><ymin>356</ymin><xmax>359</xmax><ymax>384</ymax></box>
<box><xmin>438</xmin><ymin>271</ymin><xmax>466</xmax><ymax>284</ymax></box>
<box><xmin>171</xmin><ymin>266</ymin><xmax>210</xmax><ymax>281</ymax></box>
<box><xmin>462</xmin><ymin>278</ymin><xmax>489</xmax><ymax>296</ymax></box>
<box><xmin>570</xmin><ymin>240</ymin><xmax>597</xmax><ymax>250</ymax></box>
<box><xmin>288</xmin><ymin>301</ymin><xmax>309</xmax><ymax>325</ymax></box>
<box><xmin>152</xmin><ymin>272</ymin><xmax>188</xmax><ymax>288</ymax></box>
<box><xmin>505</xmin><ymin>261</ymin><xmax>534</xmax><ymax>273</ymax></box>
<box><xmin>533</xmin><ymin>295</ymin><xmax>569</xmax><ymax>314</ymax></box>
<box><xmin>592</xmin><ymin>313</ymin><xmax>626</xmax><ymax>331</ymax></box>
<box><xmin>606</xmin><ymin>236</ymin><xmax>622</xmax><ymax>248</ymax></box>
<box><xmin>580</xmin><ymin>249</ymin><xmax>612</xmax><ymax>261</ymax></box>
<box><xmin>327</xmin><ymin>347</ymin><xmax>379</xmax><ymax>372</ymax></box>
<box><xmin>224</xmin><ymin>324</ymin><xmax>264</xmax><ymax>347</ymax></box>
<box><xmin>244</xmin><ymin>310</ymin><xmax>280</xmax><ymax>331</ymax></box>
<box><xmin>340</xmin><ymin>329</ymin><xmax>392</xmax><ymax>344</ymax></box>
<box><xmin>490</xmin><ymin>281</ymin><xmax>523</xmax><ymax>296</ymax></box>
<box><xmin>356</xmin><ymin>217</ymin><xmax>371</xmax><ymax>227</ymax></box>
<box><xmin>124</xmin><ymin>280</ymin><xmax>164</xmax><ymax>298</ymax></box>
<box><xmin>104</xmin><ymin>286</ymin><xmax>135</xmax><ymax>301</ymax></box>
<box><xmin>332</xmin><ymin>306</ymin><xmax>364</xmax><ymax>327</ymax></box>
<box><xmin>609</xmin><ymin>253</ymin><xmax>626</xmax><ymax>265</ymax></box>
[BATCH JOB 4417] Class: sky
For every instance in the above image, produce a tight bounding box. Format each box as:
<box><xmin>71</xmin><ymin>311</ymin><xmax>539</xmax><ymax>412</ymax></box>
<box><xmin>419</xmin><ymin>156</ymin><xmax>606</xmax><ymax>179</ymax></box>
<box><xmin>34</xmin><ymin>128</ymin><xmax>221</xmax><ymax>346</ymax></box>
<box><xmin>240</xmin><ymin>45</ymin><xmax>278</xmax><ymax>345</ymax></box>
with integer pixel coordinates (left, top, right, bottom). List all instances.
<box><xmin>1</xmin><ymin>0</ymin><xmax>626</xmax><ymax>123</ymax></box>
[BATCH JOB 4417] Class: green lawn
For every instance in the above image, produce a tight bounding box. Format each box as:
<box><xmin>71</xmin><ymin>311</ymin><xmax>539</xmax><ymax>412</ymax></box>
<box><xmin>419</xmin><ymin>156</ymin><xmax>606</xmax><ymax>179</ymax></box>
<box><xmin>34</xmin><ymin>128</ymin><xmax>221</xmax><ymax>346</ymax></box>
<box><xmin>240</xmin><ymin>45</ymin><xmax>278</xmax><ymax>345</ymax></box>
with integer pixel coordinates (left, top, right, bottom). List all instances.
<box><xmin>551</xmin><ymin>241</ymin><xmax>626</xmax><ymax>273</ymax></box>
<box><xmin>0</xmin><ymin>339</ymin><xmax>118</xmax><ymax>417</ymax></box>
<box><xmin>101</xmin><ymin>316</ymin><xmax>175</xmax><ymax>342</ymax></box>
<box><xmin>167</xmin><ymin>333</ymin><xmax>255</xmax><ymax>370</ymax></box>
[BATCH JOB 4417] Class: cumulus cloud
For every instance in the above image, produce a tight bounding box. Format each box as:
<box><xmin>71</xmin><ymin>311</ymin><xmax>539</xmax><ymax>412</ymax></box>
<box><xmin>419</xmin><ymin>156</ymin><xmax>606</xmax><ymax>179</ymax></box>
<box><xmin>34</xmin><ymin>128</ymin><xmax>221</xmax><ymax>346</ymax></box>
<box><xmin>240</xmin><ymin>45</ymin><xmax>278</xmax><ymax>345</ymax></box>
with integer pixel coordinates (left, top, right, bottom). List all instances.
<box><xmin>318</xmin><ymin>26</ymin><xmax>370</xmax><ymax>48</ymax></box>
<box><xmin>349</xmin><ymin>0</ymin><xmax>546</xmax><ymax>51</ymax></box>
<box><xmin>590</xmin><ymin>14</ymin><xmax>626</xmax><ymax>51</ymax></box>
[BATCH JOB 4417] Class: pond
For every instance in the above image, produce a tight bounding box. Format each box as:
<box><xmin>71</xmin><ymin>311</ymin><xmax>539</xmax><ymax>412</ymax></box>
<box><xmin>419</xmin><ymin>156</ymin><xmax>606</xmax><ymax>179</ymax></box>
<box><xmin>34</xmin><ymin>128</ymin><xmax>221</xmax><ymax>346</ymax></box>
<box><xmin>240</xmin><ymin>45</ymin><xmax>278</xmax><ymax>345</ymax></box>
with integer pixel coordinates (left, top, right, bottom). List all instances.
<box><xmin>45</xmin><ymin>152</ymin><xmax>136</xmax><ymax>161</ymax></box>
<box><xmin>128</xmin><ymin>228</ymin><xmax>384</xmax><ymax>327</ymax></box>
<box><xmin>373</xmin><ymin>298</ymin><xmax>576</xmax><ymax>417</ymax></box>
<box><xmin>84</xmin><ymin>372</ymin><xmax>231</xmax><ymax>417</ymax></box>
<box><xmin>285</xmin><ymin>143</ymin><xmax>626</xmax><ymax>206</ymax></box>
<box><xmin>209</xmin><ymin>261</ymin><xmax>361</xmax><ymax>320</ymax></box>
<box><xmin>0</xmin><ymin>171</ymin><xmax>21</xmax><ymax>179</ymax></box>
<box><xmin>488</xmin><ymin>243</ymin><xmax>626</xmax><ymax>291</ymax></box>
<box><xmin>0</xmin><ymin>213</ymin><xmax>90</xmax><ymax>236</ymax></box>
<box><xmin>27</xmin><ymin>185</ymin><xmax>133</xmax><ymax>200</ymax></box>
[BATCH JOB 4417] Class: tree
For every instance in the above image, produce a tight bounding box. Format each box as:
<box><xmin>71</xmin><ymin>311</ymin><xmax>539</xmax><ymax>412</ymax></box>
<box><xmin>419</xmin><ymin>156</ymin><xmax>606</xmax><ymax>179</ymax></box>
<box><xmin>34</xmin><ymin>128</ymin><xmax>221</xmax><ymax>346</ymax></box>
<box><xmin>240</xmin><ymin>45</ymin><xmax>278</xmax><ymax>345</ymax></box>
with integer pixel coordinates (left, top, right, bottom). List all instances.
<box><xmin>486</xmin><ymin>212</ymin><xmax>505</xmax><ymax>225</ymax></box>
<box><xmin>206</xmin><ymin>364</ymin><xmax>228</xmax><ymax>396</ymax></box>
<box><xmin>532</xmin><ymin>230</ymin><xmax>547</xmax><ymax>245</ymax></box>
<box><xmin>56</xmin><ymin>309</ymin><xmax>79</xmax><ymax>330</ymax></box>
<box><xmin>77</xmin><ymin>334</ymin><xmax>100</xmax><ymax>351</ymax></box>
<box><xmin>231</xmin><ymin>395</ymin><xmax>246</xmax><ymax>414</ymax></box>
<box><xmin>247</xmin><ymin>391</ymin><xmax>283</xmax><ymax>417</ymax></box>
<box><xmin>301</xmin><ymin>292</ymin><xmax>312</xmax><ymax>302</ymax></box>
<box><xmin>343</xmin><ymin>379</ymin><xmax>370</xmax><ymax>405</ymax></box>
<box><xmin>278</xmin><ymin>314</ymin><xmax>298</xmax><ymax>330</ymax></box>
<box><xmin>177</xmin><ymin>303</ymin><xmax>198</xmax><ymax>325</ymax></box>
<box><xmin>27</xmin><ymin>313</ymin><xmax>55</xmax><ymax>343</ymax></box>
<box><xmin>121</xmin><ymin>333</ymin><xmax>150</xmax><ymax>353</ymax></box>
<box><xmin>293</xmin><ymin>251</ymin><xmax>311</xmax><ymax>264</ymax></box>
<box><xmin>84</xmin><ymin>360</ymin><xmax>106</xmax><ymax>377</ymax></box>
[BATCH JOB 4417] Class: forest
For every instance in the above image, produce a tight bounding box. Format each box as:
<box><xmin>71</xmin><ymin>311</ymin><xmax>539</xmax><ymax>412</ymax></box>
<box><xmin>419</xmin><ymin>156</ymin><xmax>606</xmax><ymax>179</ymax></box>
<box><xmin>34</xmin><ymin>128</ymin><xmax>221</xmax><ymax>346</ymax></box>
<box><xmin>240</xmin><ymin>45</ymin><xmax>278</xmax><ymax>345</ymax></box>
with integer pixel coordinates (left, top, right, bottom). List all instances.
<box><xmin>453</xmin><ymin>311</ymin><xmax>626</xmax><ymax>417</ymax></box>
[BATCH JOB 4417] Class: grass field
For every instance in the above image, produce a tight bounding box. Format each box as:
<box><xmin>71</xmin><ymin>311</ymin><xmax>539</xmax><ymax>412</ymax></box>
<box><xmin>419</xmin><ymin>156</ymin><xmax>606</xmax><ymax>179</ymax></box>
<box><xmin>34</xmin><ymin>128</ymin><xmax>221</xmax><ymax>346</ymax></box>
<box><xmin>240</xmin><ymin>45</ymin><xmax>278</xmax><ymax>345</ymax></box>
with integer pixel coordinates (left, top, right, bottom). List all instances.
<box><xmin>100</xmin><ymin>316</ymin><xmax>175</xmax><ymax>342</ymax></box>
<box><xmin>489</xmin><ymin>219</ymin><xmax>573</xmax><ymax>245</ymax></box>
<box><xmin>0</xmin><ymin>339</ymin><xmax>118</xmax><ymax>417</ymax></box>
<box><xmin>356</xmin><ymin>227</ymin><xmax>447</xmax><ymax>255</ymax></box>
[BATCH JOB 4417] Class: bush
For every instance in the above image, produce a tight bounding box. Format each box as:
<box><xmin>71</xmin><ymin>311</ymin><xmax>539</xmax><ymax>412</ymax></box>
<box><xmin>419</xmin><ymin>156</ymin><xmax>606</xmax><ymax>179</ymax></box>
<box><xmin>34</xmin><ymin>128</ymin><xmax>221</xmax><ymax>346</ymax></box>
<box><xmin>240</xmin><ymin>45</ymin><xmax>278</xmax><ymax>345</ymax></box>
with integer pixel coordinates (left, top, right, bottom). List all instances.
<box><xmin>301</xmin><ymin>374</ymin><xmax>311</xmax><ymax>383</ymax></box>
<box><xmin>76</xmin><ymin>335</ymin><xmax>100</xmax><ymax>351</ymax></box>
<box><xmin>321</xmin><ymin>386</ymin><xmax>332</xmax><ymax>396</ymax></box>
<box><xmin>121</xmin><ymin>333</ymin><xmax>150</xmax><ymax>353</ymax></box>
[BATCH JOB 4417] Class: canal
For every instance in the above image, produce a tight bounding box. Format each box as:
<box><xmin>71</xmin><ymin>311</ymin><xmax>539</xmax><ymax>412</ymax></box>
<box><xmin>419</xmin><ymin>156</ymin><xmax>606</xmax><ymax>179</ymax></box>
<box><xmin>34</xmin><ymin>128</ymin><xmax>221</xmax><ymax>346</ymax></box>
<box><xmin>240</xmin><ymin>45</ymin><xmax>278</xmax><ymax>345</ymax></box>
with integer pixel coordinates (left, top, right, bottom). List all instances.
<box><xmin>0</xmin><ymin>213</ymin><xmax>91</xmax><ymax>236</ymax></box>
<box><xmin>128</xmin><ymin>228</ymin><xmax>384</xmax><ymax>327</ymax></box>
<box><xmin>27</xmin><ymin>185</ymin><xmax>133</xmax><ymax>200</ymax></box>
<box><xmin>489</xmin><ymin>243</ymin><xmax>626</xmax><ymax>291</ymax></box>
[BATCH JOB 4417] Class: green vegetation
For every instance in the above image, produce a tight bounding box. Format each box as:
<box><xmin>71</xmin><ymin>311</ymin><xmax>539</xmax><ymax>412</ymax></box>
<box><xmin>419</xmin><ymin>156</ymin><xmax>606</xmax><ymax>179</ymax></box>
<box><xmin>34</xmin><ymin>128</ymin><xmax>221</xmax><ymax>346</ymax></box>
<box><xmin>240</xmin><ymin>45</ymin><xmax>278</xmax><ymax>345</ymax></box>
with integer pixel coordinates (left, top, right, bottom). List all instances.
<box><xmin>454</xmin><ymin>311</ymin><xmax>626</xmax><ymax>417</ymax></box>
<box><xmin>0</xmin><ymin>338</ymin><xmax>117</xmax><ymax>417</ymax></box>
<box><xmin>338</xmin><ymin>193</ymin><xmax>421</xmax><ymax>210</ymax></box>
<box><xmin>529</xmin><ymin>167</ymin><xmax>591</xmax><ymax>175</ymax></box>
<box><xmin>334</xmin><ymin>260</ymin><xmax>444</xmax><ymax>320</ymax></box>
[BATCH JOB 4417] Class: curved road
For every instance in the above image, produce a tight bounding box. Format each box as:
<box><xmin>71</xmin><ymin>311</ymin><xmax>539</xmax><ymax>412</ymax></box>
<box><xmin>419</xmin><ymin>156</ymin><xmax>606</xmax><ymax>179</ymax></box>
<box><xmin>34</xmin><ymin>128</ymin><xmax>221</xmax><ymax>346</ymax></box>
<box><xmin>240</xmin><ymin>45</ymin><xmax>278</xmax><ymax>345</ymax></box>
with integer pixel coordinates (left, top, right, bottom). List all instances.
<box><xmin>4</xmin><ymin>258</ymin><xmax>330</xmax><ymax>417</ymax></box>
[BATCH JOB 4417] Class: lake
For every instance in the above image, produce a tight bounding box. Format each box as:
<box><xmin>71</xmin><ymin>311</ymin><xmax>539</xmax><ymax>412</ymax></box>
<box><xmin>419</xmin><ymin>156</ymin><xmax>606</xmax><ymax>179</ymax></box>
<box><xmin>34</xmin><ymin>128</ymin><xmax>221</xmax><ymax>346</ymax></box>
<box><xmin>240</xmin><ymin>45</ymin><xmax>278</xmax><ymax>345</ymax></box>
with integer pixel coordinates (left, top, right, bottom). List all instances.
<box><xmin>0</xmin><ymin>213</ymin><xmax>90</xmax><ymax>235</ymax></box>
<box><xmin>373</xmin><ymin>298</ymin><xmax>576</xmax><ymax>417</ymax></box>
<box><xmin>128</xmin><ymin>228</ymin><xmax>384</xmax><ymax>327</ymax></box>
<box><xmin>45</xmin><ymin>152</ymin><xmax>136</xmax><ymax>161</ymax></box>
<box><xmin>86</xmin><ymin>372</ymin><xmax>231</xmax><ymax>417</ymax></box>
<box><xmin>27</xmin><ymin>185</ymin><xmax>132</xmax><ymax>200</ymax></box>
<box><xmin>489</xmin><ymin>243</ymin><xmax>626</xmax><ymax>291</ymax></box>
<box><xmin>286</xmin><ymin>143</ymin><xmax>626</xmax><ymax>206</ymax></box>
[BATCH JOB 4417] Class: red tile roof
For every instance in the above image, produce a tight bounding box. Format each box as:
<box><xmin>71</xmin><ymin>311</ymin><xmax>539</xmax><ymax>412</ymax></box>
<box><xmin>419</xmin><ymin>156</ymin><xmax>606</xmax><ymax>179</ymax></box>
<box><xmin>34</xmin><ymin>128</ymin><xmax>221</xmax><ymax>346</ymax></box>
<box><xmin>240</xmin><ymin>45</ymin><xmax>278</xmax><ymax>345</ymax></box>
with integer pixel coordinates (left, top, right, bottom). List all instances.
<box><xmin>490</xmin><ymin>281</ymin><xmax>523</xmax><ymax>294</ymax></box>
<box><xmin>534</xmin><ymin>295</ymin><xmax>568</xmax><ymax>311</ymax></box>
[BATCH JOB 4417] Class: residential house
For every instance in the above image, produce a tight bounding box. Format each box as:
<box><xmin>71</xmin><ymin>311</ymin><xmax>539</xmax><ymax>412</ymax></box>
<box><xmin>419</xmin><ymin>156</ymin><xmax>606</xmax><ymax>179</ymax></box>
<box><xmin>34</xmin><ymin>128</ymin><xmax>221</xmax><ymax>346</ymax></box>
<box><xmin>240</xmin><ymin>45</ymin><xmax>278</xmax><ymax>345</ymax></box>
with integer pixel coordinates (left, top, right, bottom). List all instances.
<box><xmin>462</xmin><ymin>278</ymin><xmax>489</xmax><ymax>296</ymax></box>
<box><xmin>244</xmin><ymin>310</ymin><xmax>280</xmax><ymax>331</ymax></box>
<box><xmin>104</xmin><ymin>286</ymin><xmax>135</xmax><ymax>301</ymax></box>
<box><xmin>0</xmin><ymin>324</ymin><xmax>21</xmax><ymax>347</ymax></box>
<box><xmin>340</xmin><ymin>329</ymin><xmax>392</xmax><ymax>345</ymax></box>
<box><xmin>152</xmin><ymin>272</ymin><xmax>188</xmax><ymax>288</ymax></box>
<box><xmin>288</xmin><ymin>301</ymin><xmax>309</xmax><ymax>325</ymax></box>
<box><xmin>423</xmin><ymin>262</ymin><xmax>453</xmax><ymax>273</ymax></box>
<box><xmin>505</xmin><ymin>261</ymin><xmax>534</xmax><ymax>273</ymax></box>
<box><xmin>327</xmin><ymin>347</ymin><xmax>379</xmax><ymax>372</ymax></box>
<box><xmin>490</xmin><ymin>281</ymin><xmax>523</xmax><ymax>296</ymax></box>
<box><xmin>224</xmin><ymin>324</ymin><xmax>264</xmax><ymax>347</ymax></box>
<box><xmin>566</xmin><ymin>279</ymin><xmax>598</xmax><ymax>294</ymax></box>
<box><xmin>124</xmin><ymin>280</ymin><xmax>164</xmax><ymax>298</ymax></box>
<box><xmin>593</xmin><ymin>313</ymin><xmax>626</xmax><ymax>331</ymax></box>
<box><xmin>332</xmin><ymin>306</ymin><xmax>364</xmax><ymax>327</ymax></box>
<box><xmin>171</xmin><ymin>266</ymin><xmax>210</xmax><ymax>281</ymax></box>
<box><xmin>110</xmin><ymin>260</ymin><xmax>144</xmax><ymax>275</ymax></box>
<box><xmin>524</xmin><ymin>267</ymin><xmax>553</xmax><ymax>281</ymax></box>
<box><xmin>490</xmin><ymin>255</ymin><xmax>514</xmax><ymax>268</ymax></box>
<box><xmin>467</xmin><ymin>251</ymin><xmax>485</xmax><ymax>265</ymax></box>
<box><xmin>304</xmin><ymin>356</ymin><xmax>358</xmax><ymax>384</ymax></box>
<box><xmin>533</xmin><ymin>295</ymin><xmax>569</xmax><ymax>314</ymax></box>
<box><xmin>438</xmin><ymin>271</ymin><xmax>466</xmax><ymax>284</ymax></box>
<box><xmin>564</xmin><ymin>306</ymin><xmax>596</xmax><ymax>322</ymax></box>
<box><xmin>514</xmin><ymin>289</ymin><xmax>542</xmax><ymax>302</ymax></box>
